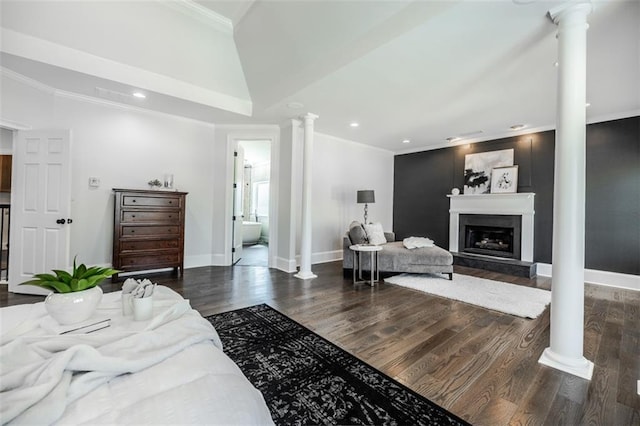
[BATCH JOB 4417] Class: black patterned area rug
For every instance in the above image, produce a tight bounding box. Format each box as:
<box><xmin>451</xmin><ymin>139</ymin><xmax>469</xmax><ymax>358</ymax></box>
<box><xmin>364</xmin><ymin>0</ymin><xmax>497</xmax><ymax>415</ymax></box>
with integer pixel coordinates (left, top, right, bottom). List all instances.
<box><xmin>205</xmin><ymin>304</ymin><xmax>470</xmax><ymax>426</ymax></box>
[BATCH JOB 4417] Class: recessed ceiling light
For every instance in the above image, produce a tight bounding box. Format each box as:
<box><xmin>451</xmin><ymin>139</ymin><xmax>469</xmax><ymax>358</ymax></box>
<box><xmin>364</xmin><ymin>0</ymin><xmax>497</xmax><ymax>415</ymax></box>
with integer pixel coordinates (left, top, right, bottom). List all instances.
<box><xmin>585</xmin><ymin>102</ymin><xmax>591</xmax><ymax>107</ymax></box>
<box><xmin>350</xmin><ymin>122</ymin><xmax>359</xmax><ymax>128</ymax></box>
<box><xmin>554</xmin><ymin>62</ymin><xmax>559</xmax><ymax>67</ymax></box>
<box><xmin>510</xmin><ymin>124</ymin><xmax>525</xmax><ymax>130</ymax></box>
<box><xmin>287</xmin><ymin>101</ymin><xmax>304</xmax><ymax>109</ymax></box>
<box><xmin>446</xmin><ymin>137</ymin><xmax>460</xmax><ymax>142</ymax></box>
<box><xmin>132</xmin><ymin>92</ymin><xmax>146</xmax><ymax>99</ymax></box>
<box><xmin>402</xmin><ymin>139</ymin><xmax>410</xmax><ymax>144</ymax></box>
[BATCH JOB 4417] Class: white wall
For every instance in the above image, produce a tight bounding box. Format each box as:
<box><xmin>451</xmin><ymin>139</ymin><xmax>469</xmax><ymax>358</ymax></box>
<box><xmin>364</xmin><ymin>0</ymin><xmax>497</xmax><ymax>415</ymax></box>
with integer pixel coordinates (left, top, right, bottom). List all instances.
<box><xmin>307</xmin><ymin>132</ymin><xmax>394</xmax><ymax>264</ymax></box>
<box><xmin>1</xmin><ymin>73</ymin><xmax>218</xmax><ymax>268</ymax></box>
<box><xmin>1</xmin><ymin>72</ymin><xmax>395</xmax><ymax>274</ymax></box>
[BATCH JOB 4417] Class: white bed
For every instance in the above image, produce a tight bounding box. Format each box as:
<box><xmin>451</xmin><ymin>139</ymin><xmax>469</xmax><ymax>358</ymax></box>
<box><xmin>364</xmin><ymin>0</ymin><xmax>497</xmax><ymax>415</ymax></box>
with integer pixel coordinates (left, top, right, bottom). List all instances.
<box><xmin>0</xmin><ymin>286</ymin><xmax>274</xmax><ymax>425</ymax></box>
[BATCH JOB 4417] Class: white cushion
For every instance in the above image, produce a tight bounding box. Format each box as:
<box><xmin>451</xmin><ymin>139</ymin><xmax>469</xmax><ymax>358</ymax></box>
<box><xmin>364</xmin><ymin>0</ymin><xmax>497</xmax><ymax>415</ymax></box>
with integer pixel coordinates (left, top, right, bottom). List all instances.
<box><xmin>363</xmin><ymin>223</ymin><xmax>387</xmax><ymax>245</ymax></box>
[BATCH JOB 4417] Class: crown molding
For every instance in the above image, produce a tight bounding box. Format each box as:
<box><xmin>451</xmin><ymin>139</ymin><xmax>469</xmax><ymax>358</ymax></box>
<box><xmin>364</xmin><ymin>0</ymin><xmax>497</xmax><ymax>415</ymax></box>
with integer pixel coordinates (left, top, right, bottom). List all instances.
<box><xmin>395</xmin><ymin>109</ymin><xmax>640</xmax><ymax>155</ymax></box>
<box><xmin>159</xmin><ymin>0</ymin><xmax>233</xmax><ymax>34</ymax></box>
<box><xmin>54</xmin><ymin>90</ymin><xmax>217</xmax><ymax>128</ymax></box>
<box><xmin>216</xmin><ymin>124</ymin><xmax>280</xmax><ymax>132</ymax></box>
<box><xmin>315</xmin><ymin>131</ymin><xmax>395</xmax><ymax>155</ymax></box>
<box><xmin>0</xmin><ymin>118</ymin><xmax>31</xmax><ymax>131</ymax></box>
<box><xmin>2</xmin><ymin>67</ymin><xmax>217</xmax><ymax>128</ymax></box>
<box><xmin>0</xmin><ymin>66</ymin><xmax>56</xmax><ymax>94</ymax></box>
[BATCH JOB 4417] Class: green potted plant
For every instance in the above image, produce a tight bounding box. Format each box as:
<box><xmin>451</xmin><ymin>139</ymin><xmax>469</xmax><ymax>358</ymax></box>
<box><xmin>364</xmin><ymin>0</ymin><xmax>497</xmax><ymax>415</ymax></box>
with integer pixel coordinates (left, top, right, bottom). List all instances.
<box><xmin>20</xmin><ymin>257</ymin><xmax>119</xmax><ymax>325</ymax></box>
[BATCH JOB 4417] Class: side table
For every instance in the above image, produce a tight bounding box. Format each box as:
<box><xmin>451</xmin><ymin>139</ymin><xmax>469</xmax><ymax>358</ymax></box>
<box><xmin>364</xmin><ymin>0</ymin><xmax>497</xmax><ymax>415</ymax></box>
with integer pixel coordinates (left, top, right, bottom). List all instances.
<box><xmin>349</xmin><ymin>244</ymin><xmax>382</xmax><ymax>287</ymax></box>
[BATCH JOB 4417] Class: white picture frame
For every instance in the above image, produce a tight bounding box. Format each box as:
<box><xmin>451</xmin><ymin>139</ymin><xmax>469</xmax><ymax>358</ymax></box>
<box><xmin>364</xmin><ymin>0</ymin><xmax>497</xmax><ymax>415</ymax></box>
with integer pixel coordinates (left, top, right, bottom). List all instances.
<box><xmin>490</xmin><ymin>166</ymin><xmax>518</xmax><ymax>193</ymax></box>
<box><xmin>464</xmin><ymin>149</ymin><xmax>514</xmax><ymax>194</ymax></box>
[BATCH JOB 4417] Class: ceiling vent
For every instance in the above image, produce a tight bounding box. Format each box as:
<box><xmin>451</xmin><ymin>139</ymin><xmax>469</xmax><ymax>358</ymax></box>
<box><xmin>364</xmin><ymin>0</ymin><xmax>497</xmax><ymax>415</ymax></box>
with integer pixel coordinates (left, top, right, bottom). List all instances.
<box><xmin>459</xmin><ymin>130</ymin><xmax>484</xmax><ymax>137</ymax></box>
<box><xmin>94</xmin><ymin>87</ymin><xmax>135</xmax><ymax>103</ymax></box>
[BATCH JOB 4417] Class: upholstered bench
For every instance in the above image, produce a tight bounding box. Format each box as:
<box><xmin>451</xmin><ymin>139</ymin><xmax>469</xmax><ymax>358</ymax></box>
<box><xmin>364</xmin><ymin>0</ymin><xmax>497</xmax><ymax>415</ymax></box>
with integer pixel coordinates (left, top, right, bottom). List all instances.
<box><xmin>343</xmin><ymin>227</ymin><xmax>453</xmax><ymax>280</ymax></box>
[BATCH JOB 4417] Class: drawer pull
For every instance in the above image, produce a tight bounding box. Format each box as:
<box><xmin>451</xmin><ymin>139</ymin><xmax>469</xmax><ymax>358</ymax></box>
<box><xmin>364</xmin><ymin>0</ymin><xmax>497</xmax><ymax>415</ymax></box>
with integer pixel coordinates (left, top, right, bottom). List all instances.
<box><xmin>132</xmin><ymin>215</ymin><xmax>136</xmax><ymax>218</ymax></box>
<box><xmin>132</xmin><ymin>199</ymin><xmax>137</xmax><ymax>203</ymax></box>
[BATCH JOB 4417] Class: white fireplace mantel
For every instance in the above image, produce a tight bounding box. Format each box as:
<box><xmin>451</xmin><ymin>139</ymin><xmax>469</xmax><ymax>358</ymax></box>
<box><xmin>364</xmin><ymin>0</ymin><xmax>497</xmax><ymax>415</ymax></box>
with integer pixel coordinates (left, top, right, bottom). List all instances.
<box><xmin>448</xmin><ymin>193</ymin><xmax>535</xmax><ymax>262</ymax></box>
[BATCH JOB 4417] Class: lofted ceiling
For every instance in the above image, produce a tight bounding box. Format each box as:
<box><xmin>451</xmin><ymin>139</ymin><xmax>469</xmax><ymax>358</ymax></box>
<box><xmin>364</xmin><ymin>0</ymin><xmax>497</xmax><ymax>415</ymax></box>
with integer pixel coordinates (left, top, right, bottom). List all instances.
<box><xmin>1</xmin><ymin>0</ymin><xmax>638</xmax><ymax>153</ymax></box>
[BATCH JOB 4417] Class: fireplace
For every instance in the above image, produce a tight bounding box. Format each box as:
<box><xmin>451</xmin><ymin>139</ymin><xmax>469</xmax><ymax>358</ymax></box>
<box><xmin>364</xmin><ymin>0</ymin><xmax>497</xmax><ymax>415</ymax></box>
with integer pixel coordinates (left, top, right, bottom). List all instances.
<box><xmin>459</xmin><ymin>214</ymin><xmax>522</xmax><ymax>259</ymax></box>
<box><xmin>448</xmin><ymin>193</ymin><xmax>535</xmax><ymax>263</ymax></box>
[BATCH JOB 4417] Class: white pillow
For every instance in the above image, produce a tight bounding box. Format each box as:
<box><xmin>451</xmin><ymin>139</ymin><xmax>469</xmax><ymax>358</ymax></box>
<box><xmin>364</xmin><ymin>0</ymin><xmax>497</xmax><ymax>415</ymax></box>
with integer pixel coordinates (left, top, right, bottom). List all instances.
<box><xmin>363</xmin><ymin>222</ymin><xmax>387</xmax><ymax>245</ymax></box>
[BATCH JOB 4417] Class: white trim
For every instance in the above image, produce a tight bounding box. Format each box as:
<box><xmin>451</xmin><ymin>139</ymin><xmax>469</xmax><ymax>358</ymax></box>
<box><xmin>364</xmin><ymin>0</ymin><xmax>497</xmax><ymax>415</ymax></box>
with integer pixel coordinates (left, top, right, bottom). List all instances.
<box><xmin>0</xmin><ymin>67</ymin><xmax>56</xmax><ymax>94</ymax></box>
<box><xmin>1</xmin><ymin>28</ymin><xmax>252</xmax><ymax>116</ymax></box>
<box><xmin>159</xmin><ymin>0</ymin><xmax>233</xmax><ymax>33</ymax></box>
<box><xmin>1</xmin><ymin>67</ymin><xmax>218</xmax><ymax>128</ymax></box>
<box><xmin>0</xmin><ymin>118</ymin><xmax>30</xmax><ymax>131</ymax></box>
<box><xmin>395</xmin><ymin>110</ymin><xmax>640</xmax><ymax>155</ymax></box>
<box><xmin>184</xmin><ymin>254</ymin><xmax>214</xmax><ymax>269</ymax></box>
<box><xmin>55</xmin><ymin>90</ymin><xmax>218</xmax><ymax>128</ymax></box>
<box><xmin>275</xmin><ymin>257</ymin><xmax>297</xmax><ymax>273</ymax></box>
<box><xmin>216</xmin><ymin>124</ymin><xmax>280</xmax><ymax>132</ymax></box>
<box><xmin>315</xmin><ymin>131</ymin><xmax>395</xmax><ymax>155</ymax></box>
<box><xmin>210</xmin><ymin>254</ymin><xmax>227</xmax><ymax>266</ymax></box>
<box><xmin>312</xmin><ymin>250</ymin><xmax>343</xmax><ymax>265</ymax></box>
<box><xmin>537</xmin><ymin>262</ymin><xmax>640</xmax><ymax>291</ymax></box>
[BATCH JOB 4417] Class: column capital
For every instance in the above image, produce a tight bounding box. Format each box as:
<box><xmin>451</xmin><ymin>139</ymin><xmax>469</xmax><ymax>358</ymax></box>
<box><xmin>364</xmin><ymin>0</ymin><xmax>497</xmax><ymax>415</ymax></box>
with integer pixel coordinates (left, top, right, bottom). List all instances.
<box><xmin>548</xmin><ymin>1</ymin><xmax>593</xmax><ymax>25</ymax></box>
<box><xmin>301</xmin><ymin>113</ymin><xmax>319</xmax><ymax>123</ymax></box>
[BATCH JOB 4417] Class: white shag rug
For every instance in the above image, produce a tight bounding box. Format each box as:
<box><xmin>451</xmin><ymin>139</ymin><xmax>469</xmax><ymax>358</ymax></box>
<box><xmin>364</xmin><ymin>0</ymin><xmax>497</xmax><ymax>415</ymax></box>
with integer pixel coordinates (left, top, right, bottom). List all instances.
<box><xmin>385</xmin><ymin>273</ymin><xmax>551</xmax><ymax>319</ymax></box>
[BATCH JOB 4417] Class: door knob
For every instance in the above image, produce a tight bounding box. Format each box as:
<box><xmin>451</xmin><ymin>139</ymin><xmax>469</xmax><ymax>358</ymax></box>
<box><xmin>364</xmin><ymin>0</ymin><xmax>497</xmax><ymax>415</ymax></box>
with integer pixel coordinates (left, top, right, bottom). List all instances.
<box><xmin>67</xmin><ymin>218</ymin><xmax>73</xmax><ymax>224</ymax></box>
<box><xmin>56</xmin><ymin>218</ymin><xmax>66</xmax><ymax>224</ymax></box>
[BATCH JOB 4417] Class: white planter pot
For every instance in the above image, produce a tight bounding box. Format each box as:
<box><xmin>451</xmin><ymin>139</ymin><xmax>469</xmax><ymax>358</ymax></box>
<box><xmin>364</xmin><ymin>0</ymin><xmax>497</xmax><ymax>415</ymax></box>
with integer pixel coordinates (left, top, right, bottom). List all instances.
<box><xmin>44</xmin><ymin>286</ymin><xmax>103</xmax><ymax>325</ymax></box>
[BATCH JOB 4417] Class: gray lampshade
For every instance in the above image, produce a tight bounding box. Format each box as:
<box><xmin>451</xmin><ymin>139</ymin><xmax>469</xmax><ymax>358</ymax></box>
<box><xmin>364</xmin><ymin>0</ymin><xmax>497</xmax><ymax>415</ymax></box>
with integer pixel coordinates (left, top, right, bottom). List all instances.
<box><xmin>357</xmin><ymin>190</ymin><xmax>375</xmax><ymax>204</ymax></box>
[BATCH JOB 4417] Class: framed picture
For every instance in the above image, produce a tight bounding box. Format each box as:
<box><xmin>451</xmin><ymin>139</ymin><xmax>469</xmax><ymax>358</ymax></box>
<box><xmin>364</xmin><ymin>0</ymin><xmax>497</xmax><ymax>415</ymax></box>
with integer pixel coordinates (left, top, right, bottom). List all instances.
<box><xmin>490</xmin><ymin>166</ymin><xmax>518</xmax><ymax>193</ymax></box>
<box><xmin>464</xmin><ymin>148</ymin><xmax>514</xmax><ymax>194</ymax></box>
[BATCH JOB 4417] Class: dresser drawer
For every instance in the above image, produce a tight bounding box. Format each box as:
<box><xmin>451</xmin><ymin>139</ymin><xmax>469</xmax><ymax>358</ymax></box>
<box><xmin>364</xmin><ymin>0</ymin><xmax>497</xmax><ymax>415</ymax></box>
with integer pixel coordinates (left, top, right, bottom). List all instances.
<box><xmin>122</xmin><ymin>194</ymin><xmax>182</xmax><ymax>208</ymax></box>
<box><xmin>119</xmin><ymin>252</ymin><xmax>180</xmax><ymax>269</ymax></box>
<box><xmin>120</xmin><ymin>225</ymin><xmax>180</xmax><ymax>237</ymax></box>
<box><xmin>121</xmin><ymin>210</ymin><xmax>181</xmax><ymax>223</ymax></box>
<box><xmin>120</xmin><ymin>239</ymin><xmax>179</xmax><ymax>252</ymax></box>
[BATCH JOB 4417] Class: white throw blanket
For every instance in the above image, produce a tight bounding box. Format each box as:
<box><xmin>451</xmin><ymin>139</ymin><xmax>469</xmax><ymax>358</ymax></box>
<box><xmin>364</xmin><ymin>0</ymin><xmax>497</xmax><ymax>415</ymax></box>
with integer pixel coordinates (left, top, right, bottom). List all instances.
<box><xmin>403</xmin><ymin>236</ymin><xmax>435</xmax><ymax>249</ymax></box>
<box><xmin>0</xmin><ymin>287</ymin><xmax>222</xmax><ymax>425</ymax></box>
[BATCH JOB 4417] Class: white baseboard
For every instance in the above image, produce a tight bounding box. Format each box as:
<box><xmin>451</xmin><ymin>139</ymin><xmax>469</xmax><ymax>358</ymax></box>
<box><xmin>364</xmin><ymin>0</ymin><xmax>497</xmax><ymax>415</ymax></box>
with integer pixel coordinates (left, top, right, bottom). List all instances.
<box><xmin>275</xmin><ymin>257</ymin><xmax>297</xmax><ymax>273</ymax></box>
<box><xmin>311</xmin><ymin>250</ymin><xmax>343</xmax><ymax>265</ymax></box>
<box><xmin>537</xmin><ymin>263</ymin><xmax>640</xmax><ymax>291</ymax></box>
<box><xmin>184</xmin><ymin>254</ymin><xmax>214</xmax><ymax>269</ymax></box>
<box><xmin>210</xmin><ymin>254</ymin><xmax>227</xmax><ymax>266</ymax></box>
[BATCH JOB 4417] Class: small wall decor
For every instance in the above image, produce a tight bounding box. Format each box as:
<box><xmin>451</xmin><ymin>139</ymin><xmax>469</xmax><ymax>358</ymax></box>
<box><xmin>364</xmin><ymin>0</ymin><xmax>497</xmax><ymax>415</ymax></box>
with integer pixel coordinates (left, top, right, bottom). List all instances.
<box><xmin>491</xmin><ymin>165</ymin><xmax>519</xmax><ymax>193</ymax></box>
<box><xmin>464</xmin><ymin>148</ymin><xmax>514</xmax><ymax>194</ymax></box>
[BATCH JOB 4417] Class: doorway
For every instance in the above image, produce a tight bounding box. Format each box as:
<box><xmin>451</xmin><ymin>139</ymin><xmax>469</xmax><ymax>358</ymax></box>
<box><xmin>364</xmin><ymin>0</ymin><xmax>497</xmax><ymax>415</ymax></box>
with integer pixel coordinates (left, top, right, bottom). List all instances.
<box><xmin>236</xmin><ymin>140</ymin><xmax>271</xmax><ymax>267</ymax></box>
<box><xmin>0</xmin><ymin>128</ymin><xmax>12</xmax><ymax>283</ymax></box>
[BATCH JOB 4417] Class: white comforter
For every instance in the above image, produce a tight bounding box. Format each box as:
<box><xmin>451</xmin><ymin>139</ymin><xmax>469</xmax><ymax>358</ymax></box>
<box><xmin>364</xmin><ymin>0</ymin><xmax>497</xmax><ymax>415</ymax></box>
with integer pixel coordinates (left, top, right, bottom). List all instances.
<box><xmin>0</xmin><ymin>287</ymin><xmax>273</xmax><ymax>425</ymax></box>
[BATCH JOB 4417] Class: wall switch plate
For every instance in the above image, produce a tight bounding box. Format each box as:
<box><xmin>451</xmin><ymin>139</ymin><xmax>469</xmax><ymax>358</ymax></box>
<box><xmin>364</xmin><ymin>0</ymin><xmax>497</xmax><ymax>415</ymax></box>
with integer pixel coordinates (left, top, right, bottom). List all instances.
<box><xmin>88</xmin><ymin>177</ymin><xmax>100</xmax><ymax>188</ymax></box>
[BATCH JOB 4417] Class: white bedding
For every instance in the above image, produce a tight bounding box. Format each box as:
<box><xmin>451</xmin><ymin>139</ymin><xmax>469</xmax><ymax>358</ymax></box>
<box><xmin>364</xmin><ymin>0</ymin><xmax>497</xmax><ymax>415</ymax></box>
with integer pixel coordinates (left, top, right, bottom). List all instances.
<box><xmin>0</xmin><ymin>287</ymin><xmax>274</xmax><ymax>425</ymax></box>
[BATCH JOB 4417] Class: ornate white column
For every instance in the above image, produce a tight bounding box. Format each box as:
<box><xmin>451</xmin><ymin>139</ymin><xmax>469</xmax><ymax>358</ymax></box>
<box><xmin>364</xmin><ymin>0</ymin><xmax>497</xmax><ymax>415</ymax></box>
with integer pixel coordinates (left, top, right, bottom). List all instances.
<box><xmin>295</xmin><ymin>113</ymin><xmax>318</xmax><ymax>280</ymax></box>
<box><xmin>539</xmin><ymin>0</ymin><xmax>594</xmax><ymax>380</ymax></box>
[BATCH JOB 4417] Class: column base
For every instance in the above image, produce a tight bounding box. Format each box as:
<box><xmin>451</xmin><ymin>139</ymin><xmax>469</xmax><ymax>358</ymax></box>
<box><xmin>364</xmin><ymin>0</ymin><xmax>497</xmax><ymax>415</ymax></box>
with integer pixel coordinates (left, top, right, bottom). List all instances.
<box><xmin>538</xmin><ymin>347</ymin><xmax>594</xmax><ymax>380</ymax></box>
<box><xmin>294</xmin><ymin>270</ymin><xmax>317</xmax><ymax>280</ymax></box>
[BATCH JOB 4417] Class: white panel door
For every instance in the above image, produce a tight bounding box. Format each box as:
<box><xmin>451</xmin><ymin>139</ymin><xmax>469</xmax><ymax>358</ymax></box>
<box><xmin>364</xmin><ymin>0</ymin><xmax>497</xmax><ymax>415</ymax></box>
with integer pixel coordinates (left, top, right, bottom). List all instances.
<box><xmin>232</xmin><ymin>146</ymin><xmax>244</xmax><ymax>264</ymax></box>
<box><xmin>9</xmin><ymin>130</ymin><xmax>72</xmax><ymax>295</ymax></box>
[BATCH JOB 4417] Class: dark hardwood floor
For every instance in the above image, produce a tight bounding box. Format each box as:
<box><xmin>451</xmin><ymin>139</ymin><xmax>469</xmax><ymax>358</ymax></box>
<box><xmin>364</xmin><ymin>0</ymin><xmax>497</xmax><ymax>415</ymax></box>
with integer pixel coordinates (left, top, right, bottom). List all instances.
<box><xmin>2</xmin><ymin>262</ymin><xmax>638</xmax><ymax>425</ymax></box>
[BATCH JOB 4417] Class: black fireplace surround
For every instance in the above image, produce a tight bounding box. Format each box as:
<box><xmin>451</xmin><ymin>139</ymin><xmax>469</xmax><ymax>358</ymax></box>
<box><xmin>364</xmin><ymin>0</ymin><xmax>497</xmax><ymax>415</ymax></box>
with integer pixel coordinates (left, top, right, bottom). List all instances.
<box><xmin>459</xmin><ymin>214</ymin><xmax>522</xmax><ymax>260</ymax></box>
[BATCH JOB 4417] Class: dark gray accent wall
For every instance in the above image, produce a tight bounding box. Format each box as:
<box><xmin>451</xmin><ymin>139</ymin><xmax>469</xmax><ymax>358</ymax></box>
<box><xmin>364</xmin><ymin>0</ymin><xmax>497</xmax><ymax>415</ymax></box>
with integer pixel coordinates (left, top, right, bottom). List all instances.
<box><xmin>393</xmin><ymin>116</ymin><xmax>639</xmax><ymax>276</ymax></box>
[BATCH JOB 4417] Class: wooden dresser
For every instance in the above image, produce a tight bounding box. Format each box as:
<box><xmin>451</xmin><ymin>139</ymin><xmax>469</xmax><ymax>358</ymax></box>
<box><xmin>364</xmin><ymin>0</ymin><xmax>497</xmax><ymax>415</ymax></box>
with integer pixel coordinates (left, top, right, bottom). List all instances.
<box><xmin>112</xmin><ymin>189</ymin><xmax>188</xmax><ymax>280</ymax></box>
